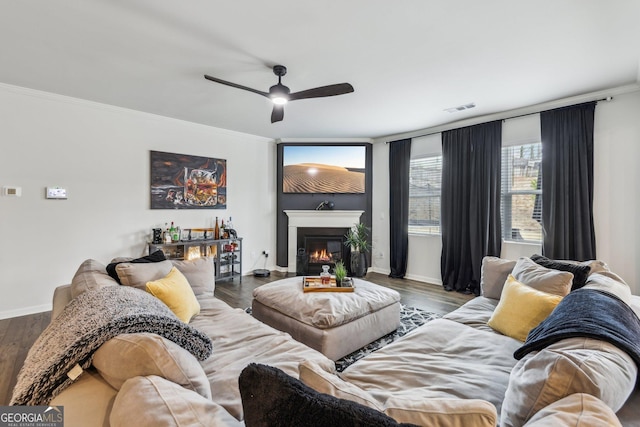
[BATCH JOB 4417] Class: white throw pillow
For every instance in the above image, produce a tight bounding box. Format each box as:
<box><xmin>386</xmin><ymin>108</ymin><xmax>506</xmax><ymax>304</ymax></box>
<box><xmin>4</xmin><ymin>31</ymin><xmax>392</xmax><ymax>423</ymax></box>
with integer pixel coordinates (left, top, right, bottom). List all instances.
<box><xmin>511</xmin><ymin>257</ymin><xmax>573</xmax><ymax>297</ymax></box>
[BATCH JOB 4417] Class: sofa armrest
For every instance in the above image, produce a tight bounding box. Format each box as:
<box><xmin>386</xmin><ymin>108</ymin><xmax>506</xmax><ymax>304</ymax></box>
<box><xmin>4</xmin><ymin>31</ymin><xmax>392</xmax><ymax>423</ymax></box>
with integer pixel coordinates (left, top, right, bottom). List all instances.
<box><xmin>51</xmin><ymin>284</ymin><xmax>72</xmax><ymax>322</ymax></box>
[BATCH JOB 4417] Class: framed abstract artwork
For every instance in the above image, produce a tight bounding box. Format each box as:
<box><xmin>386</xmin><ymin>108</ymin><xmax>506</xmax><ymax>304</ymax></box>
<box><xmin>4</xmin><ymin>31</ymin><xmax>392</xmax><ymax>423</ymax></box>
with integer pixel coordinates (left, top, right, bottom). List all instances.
<box><xmin>150</xmin><ymin>150</ymin><xmax>227</xmax><ymax>209</ymax></box>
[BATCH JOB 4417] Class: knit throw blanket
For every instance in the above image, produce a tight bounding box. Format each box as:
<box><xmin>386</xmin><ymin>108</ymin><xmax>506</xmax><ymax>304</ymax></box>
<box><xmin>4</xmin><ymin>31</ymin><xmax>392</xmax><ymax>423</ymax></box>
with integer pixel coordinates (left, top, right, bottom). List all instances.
<box><xmin>514</xmin><ymin>288</ymin><xmax>640</xmax><ymax>368</ymax></box>
<box><xmin>11</xmin><ymin>285</ymin><xmax>213</xmax><ymax>406</ymax></box>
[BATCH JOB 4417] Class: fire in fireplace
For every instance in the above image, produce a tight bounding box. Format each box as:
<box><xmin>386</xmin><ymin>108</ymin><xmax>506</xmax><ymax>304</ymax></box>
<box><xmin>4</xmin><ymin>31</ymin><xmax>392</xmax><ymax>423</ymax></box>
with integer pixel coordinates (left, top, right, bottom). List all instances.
<box><xmin>296</xmin><ymin>227</ymin><xmax>349</xmax><ymax>275</ymax></box>
<box><xmin>307</xmin><ymin>237</ymin><xmax>343</xmax><ymax>264</ymax></box>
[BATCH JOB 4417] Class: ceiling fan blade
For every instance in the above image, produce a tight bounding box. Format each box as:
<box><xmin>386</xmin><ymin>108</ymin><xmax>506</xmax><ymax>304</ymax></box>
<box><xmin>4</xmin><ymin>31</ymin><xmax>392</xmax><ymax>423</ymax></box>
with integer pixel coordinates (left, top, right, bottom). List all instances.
<box><xmin>271</xmin><ymin>105</ymin><xmax>284</xmax><ymax>123</ymax></box>
<box><xmin>288</xmin><ymin>83</ymin><xmax>354</xmax><ymax>101</ymax></box>
<box><xmin>204</xmin><ymin>74</ymin><xmax>269</xmax><ymax>98</ymax></box>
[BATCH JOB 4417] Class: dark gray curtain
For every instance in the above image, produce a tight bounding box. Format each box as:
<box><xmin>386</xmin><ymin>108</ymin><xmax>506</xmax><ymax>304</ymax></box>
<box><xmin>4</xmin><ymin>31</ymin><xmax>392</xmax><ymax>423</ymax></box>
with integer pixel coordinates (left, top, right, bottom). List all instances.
<box><xmin>441</xmin><ymin>121</ymin><xmax>502</xmax><ymax>294</ymax></box>
<box><xmin>388</xmin><ymin>138</ymin><xmax>412</xmax><ymax>278</ymax></box>
<box><xmin>540</xmin><ymin>102</ymin><xmax>596</xmax><ymax>260</ymax></box>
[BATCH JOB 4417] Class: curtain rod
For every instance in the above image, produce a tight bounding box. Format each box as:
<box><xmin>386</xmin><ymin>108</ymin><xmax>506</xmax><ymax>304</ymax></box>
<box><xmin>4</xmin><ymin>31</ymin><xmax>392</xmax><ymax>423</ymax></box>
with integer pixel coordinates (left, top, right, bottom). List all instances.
<box><xmin>386</xmin><ymin>97</ymin><xmax>612</xmax><ymax>143</ymax></box>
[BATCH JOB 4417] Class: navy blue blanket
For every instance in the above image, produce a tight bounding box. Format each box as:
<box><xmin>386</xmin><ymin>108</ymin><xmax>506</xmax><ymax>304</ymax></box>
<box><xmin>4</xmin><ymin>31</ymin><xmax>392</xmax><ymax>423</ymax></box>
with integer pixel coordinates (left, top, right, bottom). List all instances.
<box><xmin>514</xmin><ymin>288</ymin><xmax>640</xmax><ymax>368</ymax></box>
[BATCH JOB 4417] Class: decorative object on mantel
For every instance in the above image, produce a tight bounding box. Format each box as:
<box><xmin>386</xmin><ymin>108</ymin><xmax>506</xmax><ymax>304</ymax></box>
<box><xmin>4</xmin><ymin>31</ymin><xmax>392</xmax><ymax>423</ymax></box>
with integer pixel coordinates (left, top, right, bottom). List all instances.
<box><xmin>344</xmin><ymin>223</ymin><xmax>370</xmax><ymax>277</ymax></box>
<box><xmin>150</xmin><ymin>150</ymin><xmax>227</xmax><ymax>210</ymax></box>
<box><xmin>315</xmin><ymin>200</ymin><xmax>335</xmax><ymax>210</ymax></box>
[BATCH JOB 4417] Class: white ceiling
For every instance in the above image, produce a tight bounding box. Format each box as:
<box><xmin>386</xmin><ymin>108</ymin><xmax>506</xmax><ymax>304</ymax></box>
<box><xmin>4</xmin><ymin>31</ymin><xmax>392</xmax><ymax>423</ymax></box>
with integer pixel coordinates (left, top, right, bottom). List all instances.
<box><xmin>2</xmin><ymin>1</ymin><xmax>639</xmax><ymax>140</ymax></box>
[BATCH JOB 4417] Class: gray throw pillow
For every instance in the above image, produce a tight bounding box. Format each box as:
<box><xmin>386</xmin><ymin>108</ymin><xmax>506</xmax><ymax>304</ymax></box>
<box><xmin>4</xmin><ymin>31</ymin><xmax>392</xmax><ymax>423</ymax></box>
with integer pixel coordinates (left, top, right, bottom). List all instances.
<box><xmin>480</xmin><ymin>257</ymin><xmax>517</xmax><ymax>300</ymax></box>
<box><xmin>115</xmin><ymin>260</ymin><xmax>173</xmax><ymax>290</ymax></box>
<box><xmin>171</xmin><ymin>257</ymin><xmax>215</xmax><ymax>296</ymax></box>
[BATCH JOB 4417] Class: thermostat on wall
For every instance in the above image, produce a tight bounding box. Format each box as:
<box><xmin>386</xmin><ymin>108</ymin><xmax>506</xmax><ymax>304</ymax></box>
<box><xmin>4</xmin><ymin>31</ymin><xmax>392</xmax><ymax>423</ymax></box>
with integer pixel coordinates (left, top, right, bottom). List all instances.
<box><xmin>46</xmin><ymin>187</ymin><xmax>68</xmax><ymax>199</ymax></box>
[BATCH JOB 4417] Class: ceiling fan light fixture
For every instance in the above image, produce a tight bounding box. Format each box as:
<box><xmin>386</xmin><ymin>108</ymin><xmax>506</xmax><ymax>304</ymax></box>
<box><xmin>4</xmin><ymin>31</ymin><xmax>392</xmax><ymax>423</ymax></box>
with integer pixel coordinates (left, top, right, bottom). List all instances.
<box><xmin>271</xmin><ymin>96</ymin><xmax>288</xmax><ymax>105</ymax></box>
<box><xmin>269</xmin><ymin>83</ymin><xmax>290</xmax><ymax>105</ymax></box>
<box><xmin>204</xmin><ymin>64</ymin><xmax>354</xmax><ymax>123</ymax></box>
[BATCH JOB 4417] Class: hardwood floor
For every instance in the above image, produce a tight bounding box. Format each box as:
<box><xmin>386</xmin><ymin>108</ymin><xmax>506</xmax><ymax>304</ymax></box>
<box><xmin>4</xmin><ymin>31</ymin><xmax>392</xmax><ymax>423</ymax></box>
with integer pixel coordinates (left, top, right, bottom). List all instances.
<box><xmin>0</xmin><ymin>271</ymin><xmax>472</xmax><ymax>405</ymax></box>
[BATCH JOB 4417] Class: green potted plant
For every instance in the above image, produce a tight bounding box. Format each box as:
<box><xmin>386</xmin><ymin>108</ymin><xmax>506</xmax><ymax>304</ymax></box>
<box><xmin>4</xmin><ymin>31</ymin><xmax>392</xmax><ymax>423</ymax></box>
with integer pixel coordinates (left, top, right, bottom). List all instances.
<box><xmin>333</xmin><ymin>260</ymin><xmax>348</xmax><ymax>287</ymax></box>
<box><xmin>344</xmin><ymin>223</ymin><xmax>370</xmax><ymax>277</ymax></box>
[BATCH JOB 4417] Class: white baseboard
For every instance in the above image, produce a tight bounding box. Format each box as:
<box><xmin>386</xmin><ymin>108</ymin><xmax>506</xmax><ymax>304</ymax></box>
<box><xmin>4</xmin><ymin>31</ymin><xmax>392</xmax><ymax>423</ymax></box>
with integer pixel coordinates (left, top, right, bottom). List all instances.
<box><xmin>369</xmin><ymin>267</ymin><xmax>442</xmax><ymax>286</ymax></box>
<box><xmin>404</xmin><ymin>273</ymin><xmax>443</xmax><ymax>286</ymax></box>
<box><xmin>0</xmin><ymin>304</ymin><xmax>51</xmax><ymax>320</ymax></box>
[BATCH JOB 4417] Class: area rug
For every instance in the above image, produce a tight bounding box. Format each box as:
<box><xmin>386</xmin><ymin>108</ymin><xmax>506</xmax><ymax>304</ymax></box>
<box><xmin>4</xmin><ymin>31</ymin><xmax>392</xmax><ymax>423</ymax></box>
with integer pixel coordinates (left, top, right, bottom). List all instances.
<box><xmin>245</xmin><ymin>305</ymin><xmax>440</xmax><ymax>372</ymax></box>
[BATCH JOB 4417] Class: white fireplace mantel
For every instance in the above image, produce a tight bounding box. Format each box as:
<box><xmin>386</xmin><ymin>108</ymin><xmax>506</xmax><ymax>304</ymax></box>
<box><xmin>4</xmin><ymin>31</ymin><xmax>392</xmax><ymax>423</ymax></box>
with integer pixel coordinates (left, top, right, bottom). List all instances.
<box><xmin>284</xmin><ymin>210</ymin><xmax>364</xmax><ymax>273</ymax></box>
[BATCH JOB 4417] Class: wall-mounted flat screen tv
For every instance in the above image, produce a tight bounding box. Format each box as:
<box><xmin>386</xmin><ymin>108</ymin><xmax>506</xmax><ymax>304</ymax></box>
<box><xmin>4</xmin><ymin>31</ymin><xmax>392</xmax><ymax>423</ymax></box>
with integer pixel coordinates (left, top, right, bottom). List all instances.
<box><xmin>283</xmin><ymin>145</ymin><xmax>366</xmax><ymax>194</ymax></box>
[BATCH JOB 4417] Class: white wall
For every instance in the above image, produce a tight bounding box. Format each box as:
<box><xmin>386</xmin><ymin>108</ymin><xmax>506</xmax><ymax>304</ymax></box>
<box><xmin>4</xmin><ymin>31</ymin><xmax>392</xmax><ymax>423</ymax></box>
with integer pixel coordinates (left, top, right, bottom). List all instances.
<box><xmin>0</xmin><ymin>84</ymin><xmax>276</xmax><ymax>319</ymax></box>
<box><xmin>371</xmin><ymin>90</ymin><xmax>640</xmax><ymax>294</ymax></box>
<box><xmin>593</xmin><ymin>91</ymin><xmax>640</xmax><ymax>293</ymax></box>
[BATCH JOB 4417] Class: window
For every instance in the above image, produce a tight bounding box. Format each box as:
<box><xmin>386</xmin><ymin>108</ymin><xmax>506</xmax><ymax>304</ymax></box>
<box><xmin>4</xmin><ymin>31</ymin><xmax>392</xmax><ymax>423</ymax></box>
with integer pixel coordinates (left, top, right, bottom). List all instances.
<box><xmin>501</xmin><ymin>143</ymin><xmax>542</xmax><ymax>242</ymax></box>
<box><xmin>409</xmin><ymin>155</ymin><xmax>442</xmax><ymax>235</ymax></box>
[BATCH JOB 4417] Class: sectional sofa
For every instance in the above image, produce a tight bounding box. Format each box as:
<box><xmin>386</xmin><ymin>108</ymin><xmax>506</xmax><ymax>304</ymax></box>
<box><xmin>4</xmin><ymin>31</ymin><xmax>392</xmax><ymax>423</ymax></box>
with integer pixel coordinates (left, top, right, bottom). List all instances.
<box><xmin>11</xmin><ymin>254</ymin><xmax>640</xmax><ymax>426</ymax></box>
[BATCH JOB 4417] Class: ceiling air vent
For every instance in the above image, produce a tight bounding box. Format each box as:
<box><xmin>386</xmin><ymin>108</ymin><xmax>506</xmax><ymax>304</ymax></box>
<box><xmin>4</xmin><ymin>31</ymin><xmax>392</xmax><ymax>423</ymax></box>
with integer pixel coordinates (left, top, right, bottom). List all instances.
<box><xmin>444</xmin><ymin>102</ymin><xmax>476</xmax><ymax>113</ymax></box>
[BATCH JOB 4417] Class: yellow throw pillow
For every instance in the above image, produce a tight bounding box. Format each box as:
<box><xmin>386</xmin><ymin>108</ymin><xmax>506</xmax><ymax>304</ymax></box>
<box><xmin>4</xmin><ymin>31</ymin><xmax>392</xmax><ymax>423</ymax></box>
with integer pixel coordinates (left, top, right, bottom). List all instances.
<box><xmin>146</xmin><ymin>267</ymin><xmax>200</xmax><ymax>323</ymax></box>
<box><xmin>487</xmin><ymin>275</ymin><xmax>563</xmax><ymax>342</ymax></box>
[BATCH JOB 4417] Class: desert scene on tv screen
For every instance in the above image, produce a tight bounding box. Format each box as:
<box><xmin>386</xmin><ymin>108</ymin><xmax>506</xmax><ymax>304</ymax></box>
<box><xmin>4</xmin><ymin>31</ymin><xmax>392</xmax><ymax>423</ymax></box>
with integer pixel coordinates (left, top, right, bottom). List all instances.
<box><xmin>283</xmin><ymin>146</ymin><xmax>366</xmax><ymax>194</ymax></box>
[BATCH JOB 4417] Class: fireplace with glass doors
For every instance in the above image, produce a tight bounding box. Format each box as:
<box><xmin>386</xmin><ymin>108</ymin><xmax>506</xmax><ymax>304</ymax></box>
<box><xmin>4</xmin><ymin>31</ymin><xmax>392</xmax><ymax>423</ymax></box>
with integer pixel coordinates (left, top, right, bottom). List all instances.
<box><xmin>295</xmin><ymin>227</ymin><xmax>350</xmax><ymax>275</ymax></box>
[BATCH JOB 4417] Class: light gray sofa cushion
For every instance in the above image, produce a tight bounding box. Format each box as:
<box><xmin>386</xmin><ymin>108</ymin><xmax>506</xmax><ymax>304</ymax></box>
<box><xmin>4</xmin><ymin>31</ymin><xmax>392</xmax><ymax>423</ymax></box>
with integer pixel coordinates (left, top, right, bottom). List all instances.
<box><xmin>70</xmin><ymin>259</ymin><xmax>117</xmax><ymax>298</ymax></box>
<box><xmin>501</xmin><ymin>337</ymin><xmax>637</xmax><ymax>426</ymax></box>
<box><xmin>340</xmin><ymin>318</ymin><xmax>522</xmax><ymax>417</ymax></box>
<box><xmin>523</xmin><ymin>393</ymin><xmax>622</xmax><ymax>427</ymax></box>
<box><xmin>92</xmin><ymin>332</ymin><xmax>211</xmax><ymax>399</ymax></box>
<box><xmin>300</xmin><ymin>360</ymin><xmax>498</xmax><ymax>427</ymax></box>
<box><xmin>110</xmin><ymin>375</ymin><xmax>242</xmax><ymax>427</ymax></box>
<box><xmin>190</xmin><ymin>294</ymin><xmax>336</xmax><ymax>421</ymax></box>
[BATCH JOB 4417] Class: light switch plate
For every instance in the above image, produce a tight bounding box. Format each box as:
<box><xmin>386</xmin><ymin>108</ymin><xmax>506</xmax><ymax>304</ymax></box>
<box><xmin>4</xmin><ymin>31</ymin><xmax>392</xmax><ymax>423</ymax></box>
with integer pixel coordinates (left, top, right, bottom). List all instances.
<box><xmin>46</xmin><ymin>187</ymin><xmax>67</xmax><ymax>199</ymax></box>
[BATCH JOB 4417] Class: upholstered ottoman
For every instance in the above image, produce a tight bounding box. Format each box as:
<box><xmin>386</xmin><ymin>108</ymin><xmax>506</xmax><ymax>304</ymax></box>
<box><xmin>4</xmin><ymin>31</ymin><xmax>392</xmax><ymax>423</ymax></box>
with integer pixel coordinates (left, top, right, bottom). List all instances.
<box><xmin>251</xmin><ymin>277</ymin><xmax>401</xmax><ymax>360</ymax></box>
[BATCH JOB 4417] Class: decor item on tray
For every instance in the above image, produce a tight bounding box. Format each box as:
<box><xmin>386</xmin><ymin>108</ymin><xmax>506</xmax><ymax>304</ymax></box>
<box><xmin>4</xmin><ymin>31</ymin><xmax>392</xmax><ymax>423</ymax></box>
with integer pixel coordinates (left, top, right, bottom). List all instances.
<box><xmin>345</xmin><ymin>222</ymin><xmax>370</xmax><ymax>277</ymax></box>
<box><xmin>334</xmin><ymin>260</ymin><xmax>348</xmax><ymax>286</ymax></box>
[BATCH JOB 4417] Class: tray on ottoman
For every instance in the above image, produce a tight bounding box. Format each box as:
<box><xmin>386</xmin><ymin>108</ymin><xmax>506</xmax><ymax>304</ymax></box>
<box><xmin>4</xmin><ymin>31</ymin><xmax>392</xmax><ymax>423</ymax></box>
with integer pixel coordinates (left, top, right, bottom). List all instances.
<box><xmin>302</xmin><ymin>276</ymin><xmax>354</xmax><ymax>292</ymax></box>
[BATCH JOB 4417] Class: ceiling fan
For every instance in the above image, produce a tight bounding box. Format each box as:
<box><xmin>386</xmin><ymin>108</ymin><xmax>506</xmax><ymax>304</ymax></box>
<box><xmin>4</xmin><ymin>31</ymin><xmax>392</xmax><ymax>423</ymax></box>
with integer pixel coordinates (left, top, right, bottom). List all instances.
<box><xmin>204</xmin><ymin>65</ymin><xmax>354</xmax><ymax>123</ymax></box>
